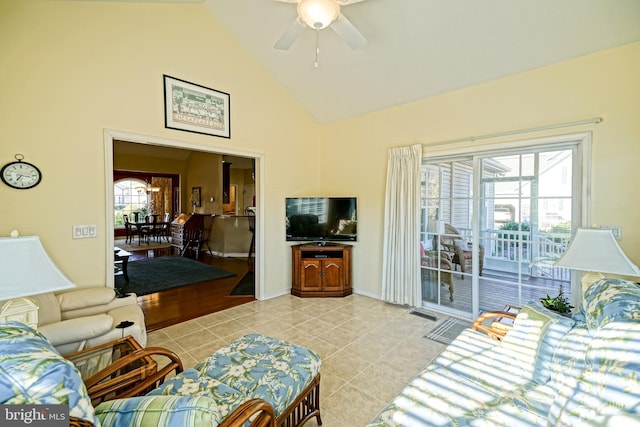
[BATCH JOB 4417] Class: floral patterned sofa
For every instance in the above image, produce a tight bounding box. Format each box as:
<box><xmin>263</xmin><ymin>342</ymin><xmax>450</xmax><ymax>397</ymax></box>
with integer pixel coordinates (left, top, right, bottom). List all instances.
<box><xmin>0</xmin><ymin>323</ymin><xmax>321</xmax><ymax>427</ymax></box>
<box><xmin>368</xmin><ymin>278</ymin><xmax>640</xmax><ymax>426</ymax></box>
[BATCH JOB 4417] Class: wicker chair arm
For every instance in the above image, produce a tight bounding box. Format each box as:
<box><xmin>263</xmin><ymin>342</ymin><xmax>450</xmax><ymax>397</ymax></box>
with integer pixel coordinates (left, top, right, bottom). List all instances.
<box><xmin>472</xmin><ymin>311</ymin><xmax>518</xmax><ymax>340</ymax></box>
<box><xmin>69</xmin><ymin>416</ymin><xmax>95</xmax><ymax>427</ymax></box>
<box><xmin>423</xmin><ymin>250</ymin><xmax>453</xmax><ymax>265</ymax></box>
<box><xmin>219</xmin><ymin>398</ymin><xmax>276</xmax><ymax>427</ymax></box>
<box><xmin>441</xmin><ymin>241</ymin><xmax>464</xmax><ymax>257</ymax></box>
<box><xmin>427</xmin><ymin>250</ymin><xmax>453</xmax><ymax>262</ymax></box>
<box><xmin>84</xmin><ymin>346</ymin><xmax>183</xmax><ymax>403</ymax></box>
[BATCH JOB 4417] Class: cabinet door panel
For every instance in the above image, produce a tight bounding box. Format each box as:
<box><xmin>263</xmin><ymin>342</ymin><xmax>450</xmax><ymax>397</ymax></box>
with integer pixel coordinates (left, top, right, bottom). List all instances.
<box><xmin>322</xmin><ymin>260</ymin><xmax>344</xmax><ymax>291</ymax></box>
<box><xmin>301</xmin><ymin>260</ymin><xmax>322</xmax><ymax>291</ymax></box>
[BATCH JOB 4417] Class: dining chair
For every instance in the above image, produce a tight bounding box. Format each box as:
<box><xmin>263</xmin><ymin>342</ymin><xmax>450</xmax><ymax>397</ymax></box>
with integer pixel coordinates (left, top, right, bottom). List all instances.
<box><xmin>123</xmin><ymin>214</ymin><xmax>140</xmax><ymax>244</ymax></box>
<box><xmin>180</xmin><ymin>214</ymin><xmax>204</xmax><ymax>258</ymax></box>
<box><xmin>139</xmin><ymin>215</ymin><xmax>153</xmax><ymax>244</ymax></box>
<box><xmin>157</xmin><ymin>212</ymin><xmax>172</xmax><ymax>242</ymax></box>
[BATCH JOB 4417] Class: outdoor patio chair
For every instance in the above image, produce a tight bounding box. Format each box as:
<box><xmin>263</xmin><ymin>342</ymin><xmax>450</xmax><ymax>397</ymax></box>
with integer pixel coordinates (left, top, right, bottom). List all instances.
<box><xmin>421</xmin><ymin>248</ymin><xmax>454</xmax><ymax>301</ymax></box>
<box><xmin>441</xmin><ymin>223</ymin><xmax>484</xmax><ymax>277</ymax></box>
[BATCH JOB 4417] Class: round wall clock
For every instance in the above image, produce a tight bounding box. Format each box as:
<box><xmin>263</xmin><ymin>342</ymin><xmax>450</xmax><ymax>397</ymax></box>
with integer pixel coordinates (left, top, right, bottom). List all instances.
<box><xmin>1</xmin><ymin>154</ymin><xmax>42</xmax><ymax>190</ymax></box>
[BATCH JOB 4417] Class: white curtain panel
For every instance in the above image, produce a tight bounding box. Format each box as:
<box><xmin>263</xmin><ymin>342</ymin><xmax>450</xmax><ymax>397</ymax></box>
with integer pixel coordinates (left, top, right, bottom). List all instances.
<box><xmin>381</xmin><ymin>144</ymin><xmax>423</xmax><ymax>306</ymax></box>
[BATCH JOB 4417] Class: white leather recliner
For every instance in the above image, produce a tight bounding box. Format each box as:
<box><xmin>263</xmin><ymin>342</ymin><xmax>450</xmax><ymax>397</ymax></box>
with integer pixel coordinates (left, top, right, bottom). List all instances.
<box><xmin>31</xmin><ymin>287</ymin><xmax>147</xmax><ymax>356</ymax></box>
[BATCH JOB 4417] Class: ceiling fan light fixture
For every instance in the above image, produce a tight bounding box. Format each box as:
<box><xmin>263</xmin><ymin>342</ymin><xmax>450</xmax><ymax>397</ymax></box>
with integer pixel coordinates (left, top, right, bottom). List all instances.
<box><xmin>297</xmin><ymin>0</ymin><xmax>340</xmax><ymax>30</ymax></box>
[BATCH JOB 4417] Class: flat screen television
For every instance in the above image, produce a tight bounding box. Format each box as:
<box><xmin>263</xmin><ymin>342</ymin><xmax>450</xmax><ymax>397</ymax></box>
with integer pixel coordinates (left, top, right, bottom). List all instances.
<box><xmin>286</xmin><ymin>197</ymin><xmax>357</xmax><ymax>242</ymax></box>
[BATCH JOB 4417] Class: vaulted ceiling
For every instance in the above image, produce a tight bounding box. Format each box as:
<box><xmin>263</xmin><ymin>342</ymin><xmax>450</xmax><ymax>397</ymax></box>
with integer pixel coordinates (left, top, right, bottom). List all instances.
<box><xmin>88</xmin><ymin>1</ymin><xmax>640</xmax><ymax>123</ymax></box>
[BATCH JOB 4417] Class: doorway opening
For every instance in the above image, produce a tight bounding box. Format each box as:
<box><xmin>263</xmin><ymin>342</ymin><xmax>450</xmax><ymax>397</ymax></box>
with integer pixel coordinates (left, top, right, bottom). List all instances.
<box><xmin>104</xmin><ymin>129</ymin><xmax>264</xmax><ymax>303</ymax></box>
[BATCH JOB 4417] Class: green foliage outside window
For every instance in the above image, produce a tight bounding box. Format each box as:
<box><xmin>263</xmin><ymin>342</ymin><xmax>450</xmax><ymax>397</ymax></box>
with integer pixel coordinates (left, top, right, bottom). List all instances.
<box><xmin>498</xmin><ymin>221</ymin><xmax>531</xmax><ymax>245</ymax></box>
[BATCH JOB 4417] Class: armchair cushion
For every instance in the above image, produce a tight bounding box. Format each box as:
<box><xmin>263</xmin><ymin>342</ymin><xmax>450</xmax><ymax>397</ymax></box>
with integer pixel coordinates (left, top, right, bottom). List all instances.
<box><xmin>95</xmin><ymin>395</ymin><xmax>224</xmax><ymax>427</ymax></box>
<box><xmin>62</xmin><ymin>293</ymin><xmax>139</xmax><ymax>320</ymax></box>
<box><xmin>0</xmin><ymin>321</ymin><xmax>97</xmax><ymax>426</ymax></box>
<box><xmin>147</xmin><ymin>368</ymin><xmax>246</xmax><ymax>418</ymax></box>
<box><xmin>38</xmin><ymin>315</ymin><xmax>113</xmax><ymax>347</ymax></box>
<box><xmin>195</xmin><ymin>333</ymin><xmax>321</xmax><ymax>418</ymax></box>
<box><xmin>31</xmin><ymin>287</ymin><xmax>146</xmax><ymax>355</ymax></box>
<box><xmin>30</xmin><ymin>292</ymin><xmax>61</xmax><ymax>326</ymax></box>
<box><xmin>550</xmin><ymin>321</ymin><xmax>640</xmax><ymax>426</ymax></box>
<box><xmin>58</xmin><ymin>287</ymin><xmax>116</xmax><ymax>312</ymax></box>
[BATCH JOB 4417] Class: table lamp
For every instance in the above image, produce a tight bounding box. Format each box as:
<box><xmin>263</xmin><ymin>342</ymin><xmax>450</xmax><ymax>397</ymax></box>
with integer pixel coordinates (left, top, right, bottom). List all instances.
<box><xmin>554</xmin><ymin>228</ymin><xmax>640</xmax><ymax>292</ymax></box>
<box><xmin>0</xmin><ymin>233</ymin><xmax>75</xmax><ymax>328</ymax></box>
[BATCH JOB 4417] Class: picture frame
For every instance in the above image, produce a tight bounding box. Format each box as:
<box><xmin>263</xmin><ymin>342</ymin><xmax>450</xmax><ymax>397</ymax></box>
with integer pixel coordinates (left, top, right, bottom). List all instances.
<box><xmin>164</xmin><ymin>75</ymin><xmax>230</xmax><ymax>139</ymax></box>
<box><xmin>191</xmin><ymin>187</ymin><xmax>202</xmax><ymax>208</ymax></box>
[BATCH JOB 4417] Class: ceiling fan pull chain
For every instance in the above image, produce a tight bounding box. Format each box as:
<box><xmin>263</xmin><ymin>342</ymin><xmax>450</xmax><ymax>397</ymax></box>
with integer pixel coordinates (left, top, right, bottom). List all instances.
<box><xmin>315</xmin><ymin>29</ymin><xmax>320</xmax><ymax>68</ymax></box>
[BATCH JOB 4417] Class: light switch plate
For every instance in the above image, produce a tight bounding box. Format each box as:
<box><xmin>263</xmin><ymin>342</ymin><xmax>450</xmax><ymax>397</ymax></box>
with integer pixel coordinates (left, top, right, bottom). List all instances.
<box><xmin>72</xmin><ymin>224</ymin><xmax>97</xmax><ymax>239</ymax></box>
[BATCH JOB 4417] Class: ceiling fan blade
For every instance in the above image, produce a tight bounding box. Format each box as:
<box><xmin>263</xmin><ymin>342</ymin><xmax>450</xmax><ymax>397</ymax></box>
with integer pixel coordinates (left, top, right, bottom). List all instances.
<box><xmin>337</xmin><ymin>0</ymin><xmax>368</xmax><ymax>5</ymax></box>
<box><xmin>274</xmin><ymin>18</ymin><xmax>306</xmax><ymax>50</ymax></box>
<box><xmin>330</xmin><ymin>13</ymin><xmax>367</xmax><ymax>50</ymax></box>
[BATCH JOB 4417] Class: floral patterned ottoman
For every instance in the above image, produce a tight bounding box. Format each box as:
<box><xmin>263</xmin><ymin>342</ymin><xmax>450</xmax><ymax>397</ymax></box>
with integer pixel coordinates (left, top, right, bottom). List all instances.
<box><xmin>149</xmin><ymin>333</ymin><xmax>322</xmax><ymax>426</ymax></box>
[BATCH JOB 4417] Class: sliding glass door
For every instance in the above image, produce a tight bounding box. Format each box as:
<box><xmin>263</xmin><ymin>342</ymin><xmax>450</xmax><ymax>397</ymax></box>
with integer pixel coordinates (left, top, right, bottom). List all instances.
<box><xmin>420</xmin><ymin>136</ymin><xmax>587</xmax><ymax>320</ymax></box>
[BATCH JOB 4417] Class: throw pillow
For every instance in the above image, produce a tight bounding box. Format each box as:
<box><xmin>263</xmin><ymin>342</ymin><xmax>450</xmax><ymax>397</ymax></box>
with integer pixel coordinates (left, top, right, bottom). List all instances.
<box><xmin>454</xmin><ymin>239</ymin><xmax>470</xmax><ymax>251</ymax></box>
<box><xmin>501</xmin><ymin>301</ymin><xmax>575</xmax><ymax>384</ymax></box>
<box><xmin>0</xmin><ymin>321</ymin><xmax>97</xmax><ymax>425</ymax></box>
<box><xmin>581</xmin><ymin>278</ymin><xmax>640</xmax><ymax>333</ymax></box>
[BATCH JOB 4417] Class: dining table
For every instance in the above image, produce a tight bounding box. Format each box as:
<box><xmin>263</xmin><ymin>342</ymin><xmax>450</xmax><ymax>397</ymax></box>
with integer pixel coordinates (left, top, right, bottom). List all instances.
<box><xmin>130</xmin><ymin>220</ymin><xmax>171</xmax><ymax>245</ymax></box>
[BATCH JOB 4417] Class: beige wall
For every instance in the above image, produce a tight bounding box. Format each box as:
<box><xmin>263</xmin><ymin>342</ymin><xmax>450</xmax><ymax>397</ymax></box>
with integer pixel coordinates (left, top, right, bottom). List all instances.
<box><xmin>321</xmin><ymin>41</ymin><xmax>640</xmax><ymax>297</ymax></box>
<box><xmin>187</xmin><ymin>151</ymin><xmax>222</xmax><ymax>215</ymax></box>
<box><xmin>113</xmin><ymin>148</ymin><xmax>188</xmax><ymax>183</ymax></box>
<box><xmin>0</xmin><ymin>1</ymin><xmax>320</xmax><ymax>293</ymax></box>
<box><xmin>1</xmin><ymin>0</ymin><xmax>638</xmax><ymax>300</ymax></box>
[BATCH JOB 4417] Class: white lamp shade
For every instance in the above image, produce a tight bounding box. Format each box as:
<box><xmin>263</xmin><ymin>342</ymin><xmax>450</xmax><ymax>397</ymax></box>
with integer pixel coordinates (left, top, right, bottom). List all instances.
<box><xmin>297</xmin><ymin>0</ymin><xmax>340</xmax><ymax>29</ymax></box>
<box><xmin>554</xmin><ymin>229</ymin><xmax>640</xmax><ymax>276</ymax></box>
<box><xmin>0</xmin><ymin>236</ymin><xmax>75</xmax><ymax>300</ymax></box>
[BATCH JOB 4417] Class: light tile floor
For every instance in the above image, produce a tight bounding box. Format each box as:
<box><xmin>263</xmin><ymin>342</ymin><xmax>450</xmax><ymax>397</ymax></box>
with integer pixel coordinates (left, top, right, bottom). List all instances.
<box><xmin>148</xmin><ymin>294</ymin><xmax>448</xmax><ymax>426</ymax></box>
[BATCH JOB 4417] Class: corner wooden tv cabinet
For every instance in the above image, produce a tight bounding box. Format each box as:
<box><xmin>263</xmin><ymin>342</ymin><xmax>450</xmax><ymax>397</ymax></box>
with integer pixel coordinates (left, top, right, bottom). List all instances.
<box><xmin>291</xmin><ymin>243</ymin><xmax>352</xmax><ymax>297</ymax></box>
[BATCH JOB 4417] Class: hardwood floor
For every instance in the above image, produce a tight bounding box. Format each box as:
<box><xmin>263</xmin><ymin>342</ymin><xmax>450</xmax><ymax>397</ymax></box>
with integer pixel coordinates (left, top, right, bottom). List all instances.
<box><xmin>128</xmin><ymin>249</ymin><xmax>255</xmax><ymax>332</ymax></box>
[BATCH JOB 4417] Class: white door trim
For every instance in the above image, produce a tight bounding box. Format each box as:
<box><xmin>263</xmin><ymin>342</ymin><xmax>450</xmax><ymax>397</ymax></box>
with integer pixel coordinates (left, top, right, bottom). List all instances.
<box><xmin>103</xmin><ymin>128</ymin><xmax>265</xmax><ymax>300</ymax></box>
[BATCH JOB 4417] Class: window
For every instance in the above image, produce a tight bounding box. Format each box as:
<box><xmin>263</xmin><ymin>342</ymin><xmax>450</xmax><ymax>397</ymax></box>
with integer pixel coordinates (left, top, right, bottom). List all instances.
<box><xmin>114</xmin><ymin>179</ymin><xmax>148</xmax><ymax>227</ymax></box>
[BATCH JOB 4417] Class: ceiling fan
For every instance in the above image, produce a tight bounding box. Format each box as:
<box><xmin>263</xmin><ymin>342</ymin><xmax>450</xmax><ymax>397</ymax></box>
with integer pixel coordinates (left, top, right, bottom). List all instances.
<box><xmin>273</xmin><ymin>0</ymin><xmax>368</xmax><ymax>51</ymax></box>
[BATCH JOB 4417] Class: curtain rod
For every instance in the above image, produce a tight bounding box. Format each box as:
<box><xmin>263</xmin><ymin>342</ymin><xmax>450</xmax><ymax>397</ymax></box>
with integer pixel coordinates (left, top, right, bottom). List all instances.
<box><xmin>422</xmin><ymin>117</ymin><xmax>603</xmax><ymax>148</ymax></box>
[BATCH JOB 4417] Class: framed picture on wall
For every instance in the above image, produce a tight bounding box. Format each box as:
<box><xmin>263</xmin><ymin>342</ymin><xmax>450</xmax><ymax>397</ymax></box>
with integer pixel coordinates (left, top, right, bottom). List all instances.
<box><xmin>191</xmin><ymin>187</ymin><xmax>202</xmax><ymax>208</ymax></box>
<box><xmin>163</xmin><ymin>75</ymin><xmax>230</xmax><ymax>138</ymax></box>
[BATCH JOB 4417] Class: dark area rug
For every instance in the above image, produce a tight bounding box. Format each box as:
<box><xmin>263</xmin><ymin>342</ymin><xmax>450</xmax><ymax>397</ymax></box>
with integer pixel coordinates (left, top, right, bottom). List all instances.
<box><xmin>116</xmin><ymin>256</ymin><xmax>235</xmax><ymax>296</ymax></box>
<box><xmin>230</xmin><ymin>272</ymin><xmax>255</xmax><ymax>296</ymax></box>
<box><xmin>425</xmin><ymin>317</ymin><xmax>472</xmax><ymax>345</ymax></box>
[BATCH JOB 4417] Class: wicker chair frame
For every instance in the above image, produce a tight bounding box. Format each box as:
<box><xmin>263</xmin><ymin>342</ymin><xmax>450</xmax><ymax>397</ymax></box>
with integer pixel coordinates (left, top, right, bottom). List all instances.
<box><xmin>441</xmin><ymin>223</ymin><xmax>485</xmax><ymax>277</ymax></box>
<box><xmin>75</xmin><ymin>343</ymin><xmax>319</xmax><ymax>427</ymax></box>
